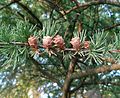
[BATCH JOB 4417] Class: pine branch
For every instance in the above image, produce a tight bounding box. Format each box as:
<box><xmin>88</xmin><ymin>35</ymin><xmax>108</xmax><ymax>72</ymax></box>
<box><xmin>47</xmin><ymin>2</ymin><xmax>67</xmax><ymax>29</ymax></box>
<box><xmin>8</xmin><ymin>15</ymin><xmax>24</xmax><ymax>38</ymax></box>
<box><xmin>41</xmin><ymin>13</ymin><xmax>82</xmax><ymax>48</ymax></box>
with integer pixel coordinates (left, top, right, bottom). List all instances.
<box><xmin>0</xmin><ymin>0</ymin><xmax>19</xmax><ymax>10</ymax></box>
<box><xmin>0</xmin><ymin>42</ymin><xmax>28</xmax><ymax>46</ymax></box>
<box><xmin>0</xmin><ymin>41</ymin><xmax>120</xmax><ymax>54</ymax></box>
<box><xmin>71</xmin><ymin>64</ymin><xmax>120</xmax><ymax>80</ymax></box>
<box><xmin>62</xmin><ymin>57</ymin><xmax>77</xmax><ymax>98</ymax></box>
<box><xmin>64</xmin><ymin>0</ymin><xmax>120</xmax><ymax>15</ymax></box>
<box><xmin>0</xmin><ymin>0</ymin><xmax>43</xmax><ymax>30</ymax></box>
<box><xmin>17</xmin><ymin>11</ymin><xmax>43</xmax><ymax>29</ymax></box>
<box><xmin>16</xmin><ymin>2</ymin><xmax>43</xmax><ymax>30</ymax></box>
<box><xmin>0</xmin><ymin>2</ymin><xmax>41</xmax><ymax>29</ymax></box>
<box><xmin>44</xmin><ymin>0</ymin><xmax>67</xmax><ymax>19</ymax></box>
<box><xmin>104</xmin><ymin>23</ymin><xmax>120</xmax><ymax>31</ymax></box>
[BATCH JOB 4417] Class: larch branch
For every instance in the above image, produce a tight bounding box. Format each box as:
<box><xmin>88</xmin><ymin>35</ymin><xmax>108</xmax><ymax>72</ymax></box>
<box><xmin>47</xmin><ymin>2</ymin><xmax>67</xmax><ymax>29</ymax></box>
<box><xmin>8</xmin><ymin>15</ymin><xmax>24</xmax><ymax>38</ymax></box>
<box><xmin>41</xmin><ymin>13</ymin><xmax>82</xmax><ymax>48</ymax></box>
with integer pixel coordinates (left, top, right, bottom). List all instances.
<box><xmin>71</xmin><ymin>64</ymin><xmax>120</xmax><ymax>79</ymax></box>
<box><xmin>104</xmin><ymin>23</ymin><xmax>120</xmax><ymax>31</ymax></box>
<box><xmin>0</xmin><ymin>0</ymin><xmax>43</xmax><ymax>30</ymax></box>
<box><xmin>65</xmin><ymin>1</ymin><xmax>120</xmax><ymax>15</ymax></box>
<box><xmin>62</xmin><ymin>57</ymin><xmax>77</xmax><ymax>98</ymax></box>
<box><xmin>16</xmin><ymin>2</ymin><xmax>43</xmax><ymax>30</ymax></box>
<box><xmin>0</xmin><ymin>0</ymin><xmax>21</xmax><ymax>10</ymax></box>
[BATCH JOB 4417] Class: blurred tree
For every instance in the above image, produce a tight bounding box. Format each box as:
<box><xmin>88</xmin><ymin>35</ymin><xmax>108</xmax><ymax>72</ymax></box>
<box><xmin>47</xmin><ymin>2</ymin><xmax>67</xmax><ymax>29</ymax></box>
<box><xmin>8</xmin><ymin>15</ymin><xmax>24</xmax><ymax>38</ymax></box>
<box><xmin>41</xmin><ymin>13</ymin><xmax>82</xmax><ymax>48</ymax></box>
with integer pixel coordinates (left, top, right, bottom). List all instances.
<box><xmin>0</xmin><ymin>0</ymin><xmax>120</xmax><ymax>98</ymax></box>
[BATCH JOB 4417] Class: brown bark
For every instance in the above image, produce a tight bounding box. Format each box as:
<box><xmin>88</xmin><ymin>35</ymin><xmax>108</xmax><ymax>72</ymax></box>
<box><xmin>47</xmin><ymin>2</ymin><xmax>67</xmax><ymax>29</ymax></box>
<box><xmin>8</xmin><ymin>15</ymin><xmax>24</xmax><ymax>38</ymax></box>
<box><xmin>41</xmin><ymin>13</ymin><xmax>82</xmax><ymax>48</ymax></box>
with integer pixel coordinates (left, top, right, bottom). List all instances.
<box><xmin>65</xmin><ymin>0</ymin><xmax>120</xmax><ymax>15</ymax></box>
<box><xmin>72</xmin><ymin>64</ymin><xmax>120</xmax><ymax>80</ymax></box>
<box><xmin>104</xmin><ymin>23</ymin><xmax>120</xmax><ymax>31</ymax></box>
<box><xmin>62</xmin><ymin>57</ymin><xmax>77</xmax><ymax>98</ymax></box>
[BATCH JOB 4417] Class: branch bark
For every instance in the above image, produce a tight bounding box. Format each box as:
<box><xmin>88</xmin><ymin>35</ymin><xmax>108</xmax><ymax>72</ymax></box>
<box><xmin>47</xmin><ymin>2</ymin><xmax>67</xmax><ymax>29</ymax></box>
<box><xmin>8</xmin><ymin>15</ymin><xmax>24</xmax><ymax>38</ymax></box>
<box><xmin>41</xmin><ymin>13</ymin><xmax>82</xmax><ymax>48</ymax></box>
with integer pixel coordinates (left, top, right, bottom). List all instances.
<box><xmin>0</xmin><ymin>0</ymin><xmax>22</xmax><ymax>10</ymax></box>
<box><xmin>16</xmin><ymin>2</ymin><xmax>43</xmax><ymax>30</ymax></box>
<box><xmin>65</xmin><ymin>0</ymin><xmax>120</xmax><ymax>15</ymax></box>
<box><xmin>0</xmin><ymin>0</ymin><xmax>43</xmax><ymax>30</ymax></box>
<box><xmin>71</xmin><ymin>64</ymin><xmax>120</xmax><ymax>80</ymax></box>
<box><xmin>44</xmin><ymin>0</ymin><xmax>66</xmax><ymax>18</ymax></box>
<box><xmin>62</xmin><ymin>57</ymin><xmax>77</xmax><ymax>98</ymax></box>
<box><xmin>0</xmin><ymin>42</ymin><xmax>28</xmax><ymax>47</ymax></box>
<box><xmin>104</xmin><ymin>23</ymin><xmax>120</xmax><ymax>31</ymax></box>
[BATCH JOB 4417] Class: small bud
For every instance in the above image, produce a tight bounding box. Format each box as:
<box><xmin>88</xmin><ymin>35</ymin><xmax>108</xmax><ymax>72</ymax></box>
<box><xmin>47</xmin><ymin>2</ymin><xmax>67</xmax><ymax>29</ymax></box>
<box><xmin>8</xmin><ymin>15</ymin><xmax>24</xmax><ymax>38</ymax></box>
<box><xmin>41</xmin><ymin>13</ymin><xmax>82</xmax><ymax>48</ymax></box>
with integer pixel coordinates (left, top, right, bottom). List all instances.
<box><xmin>28</xmin><ymin>36</ymin><xmax>38</xmax><ymax>49</ymax></box>
<box><xmin>84</xmin><ymin>41</ymin><xmax>90</xmax><ymax>49</ymax></box>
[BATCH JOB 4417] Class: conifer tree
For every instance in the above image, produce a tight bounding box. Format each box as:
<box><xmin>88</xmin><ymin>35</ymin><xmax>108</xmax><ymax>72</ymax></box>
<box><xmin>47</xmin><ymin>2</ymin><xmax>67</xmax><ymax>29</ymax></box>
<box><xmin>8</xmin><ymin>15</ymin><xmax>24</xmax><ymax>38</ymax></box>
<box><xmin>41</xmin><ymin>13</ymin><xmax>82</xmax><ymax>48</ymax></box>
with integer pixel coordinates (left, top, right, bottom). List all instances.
<box><xmin>0</xmin><ymin>0</ymin><xmax>120</xmax><ymax>98</ymax></box>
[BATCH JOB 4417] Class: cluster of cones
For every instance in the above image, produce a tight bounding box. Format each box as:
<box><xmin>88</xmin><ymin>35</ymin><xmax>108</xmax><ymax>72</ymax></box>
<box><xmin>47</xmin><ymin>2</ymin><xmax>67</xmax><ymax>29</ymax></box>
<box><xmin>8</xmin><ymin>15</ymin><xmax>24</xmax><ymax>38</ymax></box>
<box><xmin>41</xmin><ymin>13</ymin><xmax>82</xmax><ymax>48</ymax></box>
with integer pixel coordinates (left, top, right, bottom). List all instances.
<box><xmin>28</xmin><ymin>35</ymin><xmax>90</xmax><ymax>53</ymax></box>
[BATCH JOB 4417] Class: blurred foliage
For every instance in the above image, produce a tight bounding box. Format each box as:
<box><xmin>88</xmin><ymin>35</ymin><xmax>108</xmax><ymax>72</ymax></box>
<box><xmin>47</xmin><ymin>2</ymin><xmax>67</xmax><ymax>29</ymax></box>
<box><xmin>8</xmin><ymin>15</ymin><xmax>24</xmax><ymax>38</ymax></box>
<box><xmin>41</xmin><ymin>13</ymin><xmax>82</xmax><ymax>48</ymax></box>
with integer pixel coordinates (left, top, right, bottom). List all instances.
<box><xmin>0</xmin><ymin>0</ymin><xmax>120</xmax><ymax>98</ymax></box>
